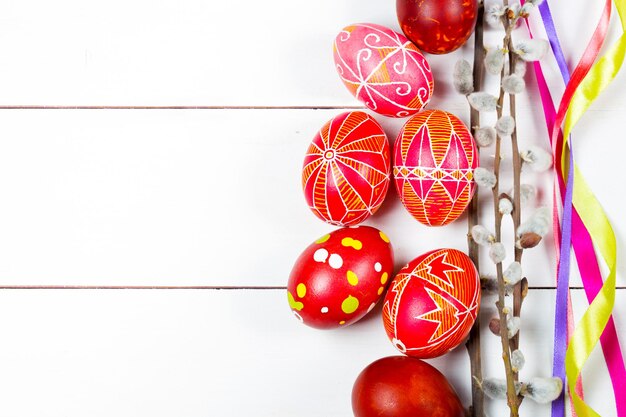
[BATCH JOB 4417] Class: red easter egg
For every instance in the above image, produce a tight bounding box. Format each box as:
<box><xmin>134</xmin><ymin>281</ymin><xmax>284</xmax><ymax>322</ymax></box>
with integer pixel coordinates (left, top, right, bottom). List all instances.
<box><xmin>397</xmin><ymin>0</ymin><xmax>478</xmax><ymax>54</ymax></box>
<box><xmin>333</xmin><ymin>23</ymin><xmax>434</xmax><ymax>118</ymax></box>
<box><xmin>393</xmin><ymin>109</ymin><xmax>478</xmax><ymax>227</ymax></box>
<box><xmin>287</xmin><ymin>226</ymin><xmax>394</xmax><ymax>329</ymax></box>
<box><xmin>302</xmin><ymin>111</ymin><xmax>391</xmax><ymax>226</ymax></box>
<box><xmin>352</xmin><ymin>356</ymin><xmax>465</xmax><ymax>417</ymax></box>
<box><xmin>382</xmin><ymin>248</ymin><xmax>480</xmax><ymax>358</ymax></box>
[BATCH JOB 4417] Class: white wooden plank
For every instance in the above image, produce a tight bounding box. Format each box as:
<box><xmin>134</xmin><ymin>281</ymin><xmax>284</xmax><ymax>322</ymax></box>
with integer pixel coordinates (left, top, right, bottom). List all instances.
<box><xmin>2</xmin><ymin>109</ymin><xmax>620</xmax><ymax>287</ymax></box>
<box><xmin>0</xmin><ymin>0</ymin><xmax>624</xmax><ymax>108</ymax></box>
<box><xmin>0</xmin><ymin>288</ymin><xmax>622</xmax><ymax>416</ymax></box>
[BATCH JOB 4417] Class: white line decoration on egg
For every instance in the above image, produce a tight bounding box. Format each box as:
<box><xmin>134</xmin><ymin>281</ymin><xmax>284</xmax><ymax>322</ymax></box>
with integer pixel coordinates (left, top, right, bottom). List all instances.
<box><xmin>334</xmin><ymin>23</ymin><xmax>434</xmax><ymax>117</ymax></box>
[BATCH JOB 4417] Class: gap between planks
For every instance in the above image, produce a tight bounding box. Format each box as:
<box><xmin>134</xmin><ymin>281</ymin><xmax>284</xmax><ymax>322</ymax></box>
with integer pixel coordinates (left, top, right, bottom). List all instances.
<box><xmin>0</xmin><ymin>105</ymin><xmax>366</xmax><ymax>110</ymax></box>
<box><xmin>0</xmin><ymin>285</ymin><xmax>623</xmax><ymax>290</ymax></box>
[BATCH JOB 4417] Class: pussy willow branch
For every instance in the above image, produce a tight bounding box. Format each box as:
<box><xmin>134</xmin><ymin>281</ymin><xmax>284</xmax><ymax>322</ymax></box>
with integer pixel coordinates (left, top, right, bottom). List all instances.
<box><xmin>493</xmin><ymin>11</ymin><xmax>522</xmax><ymax>417</ymax></box>
<box><xmin>505</xmin><ymin>16</ymin><xmax>526</xmax><ymax>409</ymax></box>
<box><xmin>466</xmin><ymin>3</ymin><xmax>485</xmax><ymax>417</ymax></box>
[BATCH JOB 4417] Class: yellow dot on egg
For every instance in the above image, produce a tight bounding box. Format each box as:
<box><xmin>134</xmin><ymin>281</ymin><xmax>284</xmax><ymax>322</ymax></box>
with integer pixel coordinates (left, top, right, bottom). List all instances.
<box><xmin>341</xmin><ymin>295</ymin><xmax>359</xmax><ymax>314</ymax></box>
<box><xmin>287</xmin><ymin>291</ymin><xmax>304</xmax><ymax>311</ymax></box>
<box><xmin>296</xmin><ymin>283</ymin><xmax>307</xmax><ymax>298</ymax></box>
<box><xmin>339</xmin><ymin>320</ymin><xmax>346</xmax><ymax>325</ymax></box>
<box><xmin>379</xmin><ymin>231</ymin><xmax>390</xmax><ymax>243</ymax></box>
<box><xmin>380</xmin><ymin>272</ymin><xmax>389</xmax><ymax>285</ymax></box>
<box><xmin>346</xmin><ymin>270</ymin><xmax>359</xmax><ymax>286</ymax></box>
<box><xmin>341</xmin><ymin>237</ymin><xmax>363</xmax><ymax>250</ymax></box>
<box><xmin>315</xmin><ymin>234</ymin><xmax>331</xmax><ymax>244</ymax></box>
<box><xmin>378</xmin><ymin>287</ymin><xmax>385</xmax><ymax>296</ymax></box>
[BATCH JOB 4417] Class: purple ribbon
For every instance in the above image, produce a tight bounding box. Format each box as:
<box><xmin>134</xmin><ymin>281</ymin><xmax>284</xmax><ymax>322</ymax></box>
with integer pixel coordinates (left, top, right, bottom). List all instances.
<box><xmin>536</xmin><ymin>4</ymin><xmax>574</xmax><ymax>417</ymax></box>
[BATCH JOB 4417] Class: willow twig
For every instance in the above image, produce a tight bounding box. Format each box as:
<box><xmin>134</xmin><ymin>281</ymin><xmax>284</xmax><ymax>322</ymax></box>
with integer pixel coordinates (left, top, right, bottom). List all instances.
<box><xmin>466</xmin><ymin>3</ymin><xmax>485</xmax><ymax>417</ymax></box>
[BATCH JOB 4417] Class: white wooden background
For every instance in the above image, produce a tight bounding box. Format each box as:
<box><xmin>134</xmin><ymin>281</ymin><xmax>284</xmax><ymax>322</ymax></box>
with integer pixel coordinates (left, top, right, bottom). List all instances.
<box><xmin>0</xmin><ymin>1</ymin><xmax>624</xmax><ymax>416</ymax></box>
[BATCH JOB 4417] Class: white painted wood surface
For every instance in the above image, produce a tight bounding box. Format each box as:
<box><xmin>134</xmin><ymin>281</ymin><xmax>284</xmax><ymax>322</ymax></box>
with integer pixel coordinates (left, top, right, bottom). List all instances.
<box><xmin>0</xmin><ymin>0</ymin><xmax>624</xmax><ymax>416</ymax></box>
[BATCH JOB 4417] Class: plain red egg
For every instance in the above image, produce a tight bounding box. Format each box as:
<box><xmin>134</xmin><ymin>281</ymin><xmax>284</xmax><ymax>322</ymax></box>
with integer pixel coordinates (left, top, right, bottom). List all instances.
<box><xmin>397</xmin><ymin>0</ymin><xmax>478</xmax><ymax>54</ymax></box>
<box><xmin>352</xmin><ymin>356</ymin><xmax>465</xmax><ymax>417</ymax></box>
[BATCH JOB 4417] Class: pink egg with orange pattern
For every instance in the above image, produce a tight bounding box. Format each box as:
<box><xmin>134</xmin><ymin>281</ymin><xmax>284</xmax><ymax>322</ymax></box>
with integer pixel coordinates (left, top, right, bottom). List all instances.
<box><xmin>288</xmin><ymin>226</ymin><xmax>394</xmax><ymax>329</ymax></box>
<box><xmin>393</xmin><ymin>109</ymin><xmax>478</xmax><ymax>226</ymax></box>
<box><xmin>333</xmin><ymin>23</ymin><xmax>434</xmax><ymax>118</ymax></box>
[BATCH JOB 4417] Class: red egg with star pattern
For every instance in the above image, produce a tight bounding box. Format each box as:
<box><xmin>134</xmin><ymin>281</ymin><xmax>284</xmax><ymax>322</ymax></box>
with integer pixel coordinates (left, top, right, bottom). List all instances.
<box><xmin>393</xmin><ymin>109</ymin><xmax>478</xmax><ymax>227</ymax></box>
<box><xmin>302</xmin><ymin>111</ymin><xmax>391</xmax><ymax>226</ymax></box>
<box><xmin>382</xmin><ymin>248</ymin><xmax>480</xmax><ymax>358</ymax></box>
<box><xmin>288</xmin><ymin>226</ymin><xmax>394</xmax><ymax>329</ymax></box>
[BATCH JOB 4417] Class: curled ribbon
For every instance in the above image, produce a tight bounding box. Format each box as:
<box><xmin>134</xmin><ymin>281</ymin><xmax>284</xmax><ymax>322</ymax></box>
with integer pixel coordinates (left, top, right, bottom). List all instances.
<box><xmin>550</xmin><ymin>0</ymin><xmax>626</xmax><ymax>416</ymax></box>
<box><xmin>524</xmin><ymin>0</ymin><xmax>626</xmax><ymax>416</ymax></box>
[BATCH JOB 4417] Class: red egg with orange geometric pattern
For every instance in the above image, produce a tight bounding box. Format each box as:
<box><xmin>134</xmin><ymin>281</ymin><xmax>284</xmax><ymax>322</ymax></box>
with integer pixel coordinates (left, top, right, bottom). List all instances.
<box><xmin>393</xmin><ymin>109</ymin><xmax>478</xmax><ymax>227</ymax></box>
<box><xmin>302</xmin><ymin>111</ymin><xmax>390</xmax><ymax>226</ymax></box>
<box><xmin>382</xmin><ymin>248</ymin><xmax>480</xmax><ymax>358</ymax></box>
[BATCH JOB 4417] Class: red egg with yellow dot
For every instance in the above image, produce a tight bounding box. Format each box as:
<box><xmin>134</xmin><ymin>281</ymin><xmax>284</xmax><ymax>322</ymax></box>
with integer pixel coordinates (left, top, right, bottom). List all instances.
<box><xmin>397</xmin><ymin>0</ymin><xmax>478</xmax><ymax>55</ymax></box>
<box><xmin>287</xmin><ymin>226</ymin><xmax>394</xmax><ymax>329</ymax></box>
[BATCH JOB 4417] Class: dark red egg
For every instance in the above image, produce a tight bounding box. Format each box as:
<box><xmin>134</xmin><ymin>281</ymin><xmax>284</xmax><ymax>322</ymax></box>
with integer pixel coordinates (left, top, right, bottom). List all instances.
<box><xmin>397</xmin><ymin>0</ymin><xmax>478</xmax><ymax>54</ymax></box>
<box><xmin>287</xmin><ymin>226</ymin><xmax>394</xmax><ymax>329</ymax></box>
<box><xmin>352</xmin><ymin>356</ymin><xmax>465</xmax><ymax>417</ymax></box>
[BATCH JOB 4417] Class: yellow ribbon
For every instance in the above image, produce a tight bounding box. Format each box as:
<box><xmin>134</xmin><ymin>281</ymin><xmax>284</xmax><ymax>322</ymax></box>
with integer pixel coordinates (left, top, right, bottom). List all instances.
<box><xmin>561</xmin><ymin>1</ymin><xmax>626</xmax><ymax>415</ymax></box>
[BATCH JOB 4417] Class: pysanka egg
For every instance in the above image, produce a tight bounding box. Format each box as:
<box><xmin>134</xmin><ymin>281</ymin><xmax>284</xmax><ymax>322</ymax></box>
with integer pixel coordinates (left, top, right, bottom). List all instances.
<box><xmin>333</xmin><ymin>23</ymin><xmax>434</xmax><ymax>118</ymax></box>
<box><xmin>287</xmin><ymin>226</ymin><xmax>394</xmax><ymax>329</ymax></box>
<box><xmin>382</xmin><ymin>248</ymin><xmax>480</xmax><ymax>358</ymax></box>
<box><xmin>393</xmin><ymin>109</ymin><xmax>478</xmax><ymax>227</ymax></box>
<box><xmin>397</xmin><ymin>0</ymin><xmax>478</xmax><ymax>54</ymax></box>
<box><xmin>302</xmin><ymin>111</ymin><xmax>391</xmax><ymax>226</ymax></box>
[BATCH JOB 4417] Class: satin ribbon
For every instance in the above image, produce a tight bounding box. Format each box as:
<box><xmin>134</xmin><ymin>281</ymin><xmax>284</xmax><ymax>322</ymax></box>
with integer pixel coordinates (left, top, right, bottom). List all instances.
<box><xmin>525</xmin><ymin>1</ymin><xmax>626</xmax><ymax>416</ymax></box>
<box><xmin>543</xmin><ymin>0</ymin><xmax>626</xmax><ymax>415</ymax></box>
<box><xmin>563</xmin><ymin>0</ymin><xmax>626</xmax><ymax>411</ymax></box>
<box><xmin>535</xmin><ymin>2</ymin><xmax>610</xmax><ymax>417</ymax></box>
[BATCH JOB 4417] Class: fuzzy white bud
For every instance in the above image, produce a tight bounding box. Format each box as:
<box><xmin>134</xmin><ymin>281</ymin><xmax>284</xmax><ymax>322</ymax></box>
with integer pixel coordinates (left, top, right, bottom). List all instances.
<box><xmin>489</xmin><ymin>242</ymin><xmax>506</xmax><ymax>264</ymax></box>
<box><xmin>518</xmin><ymin>206</ymin><xmax>551</xmax><ymax>238</ymax></box>
<box><xmin>482</xmin><ymin>378</ymin><xmax>508</xmax><ymax>399</ymax></box>
<box><xmin>529</xmin><ymin>0</ymin><xmax>545</xmax><ymax>5</ymax></box>
<box><xmin>485</xmin><ymin>47</ymin><xmax>506</xmax><ymax>75</ymax></box>
<box><xmin>511</xmin><ymin>349</ymin><xmax>526</xmax><ymax>372</ymax></box>
<box><xmin>502</xmin><ymin>74</ymin><xmax>526</xmax><ymax>94</ymax></box>
<box><xmin>520</xmin><ymin>2</ymin><xmax>535</xmax><ymax>16</ymax></box>
<box><xmin>485</xmin><ymin>3</ymin><xmax>506</xmax><ymax>27</ymax></box>
<box><xmin>472</xmin><ymin>225</ymin><xmax>495</xmax><ymax>246</ymax></box>
<box><xmin>496</xmin><ymin>115</ymin><xmax>516</xmax><ymax>137</ymax></box>
<box><xmin>453</xmin><ymin>59</ymin><xmax>474</xmax><ymax>95</ymax></box>
<box><xmin>468</xmin><ymin>92</ymin><xmax>498</xmax><ymax>112</ymax></box>
<box><xmin>474</xmin><ymin>126</ymin><xmax>496</xmax><ymax>147</ymax></box>
<box><xmin>514</xmin><ymin>61</ymin><xmax>527</xmax><ymax>77</ymax></box>
<box><xmin>519</xmin><ymin>184</ymin><xmax>536</xmax><ymax>205</ymax></box>
<box><xmin>503</xmin><ymin>262</ymin><xmax>522</xmax><ymax>285</ymax></box>
<box><xmin>514</xmin><ymin>39</ymin><xmax>549</xmax><ymax>62</ymax></box>
<box><xmin>474</xmin><ymin>167</ymin><xmax>497</xmax><ymax>188</ymax></box>
<box><xmin>522</xmin><ymin>377</ymin><xmax>563</xmax><ymax>403</ymax></box>
<box><xmin>521</xmin><ymin>145</ymin><xmax>553</xmax><ymax>171</ymax></box>
<box><xmin>499</xmin><ymin>197</ymin><xmax>513</xmax><ymax>215</ymax></box>
<box><xmin>507</xmin><ymin>316</ymin><xmax>521</xmax><ymax>338</ymax></box>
